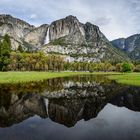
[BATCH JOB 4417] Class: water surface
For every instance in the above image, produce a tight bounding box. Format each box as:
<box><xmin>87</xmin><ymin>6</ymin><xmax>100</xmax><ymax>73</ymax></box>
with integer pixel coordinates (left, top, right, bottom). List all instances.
<box><xmin>0</xmin><ymin>75</ymin><xmax>140</xmax><ymax>140</ymax></box>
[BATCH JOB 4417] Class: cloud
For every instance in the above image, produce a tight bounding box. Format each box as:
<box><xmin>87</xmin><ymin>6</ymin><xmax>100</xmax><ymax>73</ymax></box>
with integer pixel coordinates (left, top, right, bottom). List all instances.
<box><xmin>94</xmin><ymin>17</ymin><xmax>112</xmax><ymax>26</ymax></box>
<box><xmin>30</xmin><ymin>14</ymin><xmax>37</xmax><ymax>19</ymax></box>
<box><xmin>0</xmin><ymin>0</ymin><xmax>140</xmax><ymax>40</ymax></box>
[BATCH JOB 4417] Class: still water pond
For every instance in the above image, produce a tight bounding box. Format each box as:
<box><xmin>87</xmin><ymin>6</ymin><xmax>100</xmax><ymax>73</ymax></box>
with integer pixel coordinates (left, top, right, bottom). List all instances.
<box><xmin>0</xmin><ymin>75</ymin><xmax>140</xmax><ymax>140</ymax></box>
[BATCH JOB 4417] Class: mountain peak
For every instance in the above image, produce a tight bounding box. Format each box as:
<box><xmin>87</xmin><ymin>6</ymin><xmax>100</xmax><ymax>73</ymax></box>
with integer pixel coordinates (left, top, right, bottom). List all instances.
<box><xmin>111</xmin><ymin>34</ymin><xmax>140</xmax><ymax>60</ymax></box>
<box><xmin>0</xmin><ymin>14</ymin><xmax>34</xmax><ymax>28</ymax></box>
<box><xmin>0</xmin><ymin>14</ymin><xmax>12</xmax><ymax>18</ymax></box>
<box><xmin>65</xmin><ymin>15</ymin><xmax>78</xmax><ymax>20</ymax></box>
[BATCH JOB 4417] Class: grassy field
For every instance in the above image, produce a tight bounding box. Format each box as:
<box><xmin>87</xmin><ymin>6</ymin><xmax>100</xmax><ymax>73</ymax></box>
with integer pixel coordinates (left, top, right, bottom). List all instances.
<box><xmin>108</xmin><ymin>73</ymin><xmax>140</xmax><ymax>86</ymax></box>
<box><xmin>0</xmin><ymin>71</ymin><xmax>140</xmax><ymax>86</ymax></box>
<box><xmin>0</xmin><ymin>72</ymin><xmax>84</xmax><ymax>84</ymax></box>
<box><xmin>0</xmin><ymin>71</ymin><xmax>118</xmax><ymax>84</ymax></box>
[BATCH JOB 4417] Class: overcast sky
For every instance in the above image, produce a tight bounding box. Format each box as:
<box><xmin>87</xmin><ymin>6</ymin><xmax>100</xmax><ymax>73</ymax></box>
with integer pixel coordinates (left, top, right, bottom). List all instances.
<box><xmin>0</xmin><ymin>0</ymin><xmax>140</xmax><ymax>40</ymax></box>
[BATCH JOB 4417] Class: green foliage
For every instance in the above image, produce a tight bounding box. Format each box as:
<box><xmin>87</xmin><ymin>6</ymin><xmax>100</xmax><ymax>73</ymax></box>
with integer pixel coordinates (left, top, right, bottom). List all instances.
<box><xmin>17</xmin><ymin>45</ymin><xmax>24</xmax><ymax>53</ymax></box>
<box><xmin>50</xmin><ymin>38</ymin><xmax>66</xmax><ymax>46</ymax></box>
<box><xmin>8</xmin><ymin>52</ymin><xmax>65</xmax><ymax>71</ymax></box>
<box><xmin>63</xmin><ymin>61</ymin><xmax>117</xmax><ymax>72</ymax></box>
<box><xmin>108</xmin><ymin>73</ymin><xmax>140</xmax><ymax>86</ymax></box>
<box><xmin>0</xmin><ymin>71</ymin><xmax>118</xmax><ymax>84</ymax></box>
<box><xmin>134</xmin><ymin>64</ymin><xmax>140</xmax><ymax>72</ymax></box>
<box><xmin>121</xmin><ymin>62</ymin><xmax>132</xmax><ymax>72</ymax></box>
<box><xmin>1</xmin><ymin>40</ymin><xmax>10</xmax><ymax>56</ymax></box>
<box><xmin>0</xmin><ymin>34</ymin><xmax>11</xmax><ymax>71</ymax></box>
<box><xmin>3</xmin><ymin>34</ymin><xmax>11</xmax><ymax>49</ymax></box>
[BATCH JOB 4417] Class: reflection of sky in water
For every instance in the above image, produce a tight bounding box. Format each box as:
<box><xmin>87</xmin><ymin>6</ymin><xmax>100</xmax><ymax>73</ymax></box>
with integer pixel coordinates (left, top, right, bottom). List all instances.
<box><xmin>0</xmin><ymin>103</ymin><xmax>140</xmax><ymax>140</ymax></box>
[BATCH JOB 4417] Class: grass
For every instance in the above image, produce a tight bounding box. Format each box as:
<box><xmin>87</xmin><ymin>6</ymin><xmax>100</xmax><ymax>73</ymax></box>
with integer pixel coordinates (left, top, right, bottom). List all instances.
<box><xmin>0</xmin><ymin>71</ymin><xmax>140</xmax><ymax>86</ymax></box>
<box><xmin>0</xmin><ymin>71</ymin><xmax>118</xmax><ymax>84</ymax></box>
<box><xmin>108</xmin><ymin>72</ymin><xmax>140</xmax><ymax>86</ymax></box>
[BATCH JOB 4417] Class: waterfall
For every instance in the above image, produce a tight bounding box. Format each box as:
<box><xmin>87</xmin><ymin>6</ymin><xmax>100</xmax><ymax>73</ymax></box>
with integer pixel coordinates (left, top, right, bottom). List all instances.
<box><xmin>44</xmin><ymin>27</ymin><xmax>50</xmax><ymax>44</ymax></box>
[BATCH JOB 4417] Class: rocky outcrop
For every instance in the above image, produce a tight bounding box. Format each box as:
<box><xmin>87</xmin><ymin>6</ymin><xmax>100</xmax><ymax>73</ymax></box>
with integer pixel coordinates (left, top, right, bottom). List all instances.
<box><xmin>48</xmin><ymin>16</ymin><xmax>86</xmax><ymax>44</ymax></box>
<box><xmin>111</xmin><ymin>34</ymin><xmax>140</xmax><ymax>60</ymax></box>
<box><xmin>0</xmin><ymin>14</ymin><xmax>35</xmax><ymax>49</ymax></box>
<box><xmin>111</xmin><ymin>38</ymin><xmax>125</xmax><ymax>50</ymax></box>
<box><xmin>0</xmin><ymin>14</ymin><xmax>34</xmax><ymax>38</ymax></box>
<box><xmin>24</xmin><ymin>24</ymin><xmax>49</xmax><ymax>48</ymax></box>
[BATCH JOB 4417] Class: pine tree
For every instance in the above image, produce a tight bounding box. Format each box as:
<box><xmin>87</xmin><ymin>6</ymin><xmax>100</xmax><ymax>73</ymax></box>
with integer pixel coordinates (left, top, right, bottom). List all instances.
<box><xmin>0</xmin><ymin>34</ymin><xmax>11</xmax><ymax>71</ymax></box>
<box><xmin>3</xmin><ymin>34</ymin><xmax>11</xmax><ymax>50</ymax></box>
<box><xmin>17</xmin><ymin>45</ymin><xmax>24</xmax><ymax>53</ymax></box>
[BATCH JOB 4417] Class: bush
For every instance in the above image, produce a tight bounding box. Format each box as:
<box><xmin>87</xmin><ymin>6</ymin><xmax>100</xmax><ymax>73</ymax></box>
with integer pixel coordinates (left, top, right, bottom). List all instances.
<box><xmin>121</xmin><ymin>62</ymin><xmax>132</xmax><ymax>72</ymax></box>
<box><xmin>134</xmin><ymin>64</ymin><xmax>140</xmax><ymax>72</ymax></box>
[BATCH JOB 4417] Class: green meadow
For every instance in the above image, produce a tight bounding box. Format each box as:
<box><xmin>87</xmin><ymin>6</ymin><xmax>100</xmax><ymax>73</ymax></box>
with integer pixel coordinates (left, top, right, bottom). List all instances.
<box><xmin>0</xmin><ymin>72</ymin><xmax>117</xmax><ymax>84</ymax></box>
<box><xmin>108</xmin><ymin>72</ymin><xmax>140</xmax><ymax>86</ymax></box>
<box><xmin>0</xmin><ymin>72</ymin><xmax>140</xmax><ymax>86</ymax></box>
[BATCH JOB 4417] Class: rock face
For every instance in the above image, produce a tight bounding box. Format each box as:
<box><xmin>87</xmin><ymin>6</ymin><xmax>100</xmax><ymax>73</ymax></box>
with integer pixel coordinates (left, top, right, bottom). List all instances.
<box><xmin>111</xmin><ymin>34</ymin><xmax>140</xmax><ymax>60</ymax></box>
<box><xmin>24</xmin><ymin>24</ymin><xmax>49</xmax><ymax>48</ymax></box>
<box><xmin>0</xmin><ymin>14</ymin><xmax>35</xmax><ymax>49</ymax></box>
<box><xmin>49</xmin><ymin>16</ymin><xmax>86</xmax><ymax>44</ymax></box>
<box><xmin>0</xmin><ymin>14</ymin><xmax>34</xmax><ymax>38</ymax></box>
<box><xmin>0</xmin><ymin>14</ymin><xmax>128</xmax><ymax>62</ymax></box>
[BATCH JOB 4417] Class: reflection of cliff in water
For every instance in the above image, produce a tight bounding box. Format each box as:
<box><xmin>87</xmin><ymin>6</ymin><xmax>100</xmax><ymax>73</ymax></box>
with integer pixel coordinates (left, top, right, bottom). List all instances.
<box><xmin>0</xmin><ymin>93</ymin><xmax>47</xmax><ymax>127</ymax></box>
<box><xmin>0</xmin><ymin>75</ymin><xmax>140</xmax><ymax>128</ymax></box>
<box><xmin>109</xmin><ymin>86</ymin><xmax>140</xmax><ymax>112</ymax></box>
<box><xmin>48</xmin><ymin>97</ymin><xmax>106</xmax><ymax>127</ymax></box>
<box><xmin>47</xmin><ymin>86</ymin><xmax>140</xmax><ymax>127</ymax></box>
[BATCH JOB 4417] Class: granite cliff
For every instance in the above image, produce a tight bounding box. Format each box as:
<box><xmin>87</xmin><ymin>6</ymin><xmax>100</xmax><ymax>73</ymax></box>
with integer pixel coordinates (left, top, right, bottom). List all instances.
<box><xmin>111</xmin><ymin>34</ymin><xmax>140</xmax><ymax>61</ymax></box>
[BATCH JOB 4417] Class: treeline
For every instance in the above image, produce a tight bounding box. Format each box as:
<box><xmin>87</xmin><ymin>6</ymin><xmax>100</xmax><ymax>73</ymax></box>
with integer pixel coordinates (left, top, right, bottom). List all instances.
<box><xmin>8</xmin><ymin>52</ymin><xmax>64</xmax><ymax>71</ymax></box>
<box><xmin>0</xmin><ymin>34</ymin><xmax>140</xmax><ymax>72</ymax></box>
<box><xmin>65</xmin><ymin>61</ymin><xmax>138</xmax><ymax>72</ymax></box>
<box><xmin>6</xmin><ymin>53</ymin><xmax>139</xmax><ymax>72</ymax></box>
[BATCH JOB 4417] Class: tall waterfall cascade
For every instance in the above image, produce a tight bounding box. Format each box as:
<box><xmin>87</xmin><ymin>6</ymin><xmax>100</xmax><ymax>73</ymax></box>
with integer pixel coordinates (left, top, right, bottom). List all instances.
<box><xmin>44</xmin><ymin>27</ymin><xmax>50</xmax><ymax>44</ymax></box>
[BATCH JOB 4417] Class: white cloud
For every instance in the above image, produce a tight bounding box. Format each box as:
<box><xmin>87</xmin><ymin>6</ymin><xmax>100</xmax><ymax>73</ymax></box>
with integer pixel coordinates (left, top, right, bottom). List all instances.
<box><xmin>30</xmin><ymin>14</ymin><xmax>37</xmax><ymax>19</ymax></box>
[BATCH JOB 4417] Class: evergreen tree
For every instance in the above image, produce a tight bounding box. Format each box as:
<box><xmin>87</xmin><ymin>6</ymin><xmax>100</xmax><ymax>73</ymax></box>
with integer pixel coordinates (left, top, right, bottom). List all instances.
<box><xmin>17</xmin><ymin>45</ymin><xmax>24</xmax><ymax>53</ymax></box>
<box><xmin>0</xmin><ymin>34</ymin><xmax>11</xmax><ymax>71</ymax></box>
<box><xmin>3</xmin><ymin>34</ymin><xmax>11</xmax><ymax>50</ymax></box>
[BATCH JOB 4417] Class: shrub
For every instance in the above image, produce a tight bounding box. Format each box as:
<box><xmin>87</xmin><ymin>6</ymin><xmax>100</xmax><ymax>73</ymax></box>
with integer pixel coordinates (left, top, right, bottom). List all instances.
<box><xmin>121</xmin><ymin>62</ymin><xmax>132</xmax><ymax>72</ymax></box>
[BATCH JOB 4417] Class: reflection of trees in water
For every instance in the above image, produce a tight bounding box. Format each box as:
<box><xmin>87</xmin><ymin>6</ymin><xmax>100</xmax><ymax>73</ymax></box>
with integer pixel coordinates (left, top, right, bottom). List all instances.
<box><xmin>109</xmin><ymin>86</ymin><xmax>140</xmax><ymax>111</ymax></box>
<box><xmin>0</xmin><ymin>75</ymin><xmax>112</xmax><ymax>95</ymax></box>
